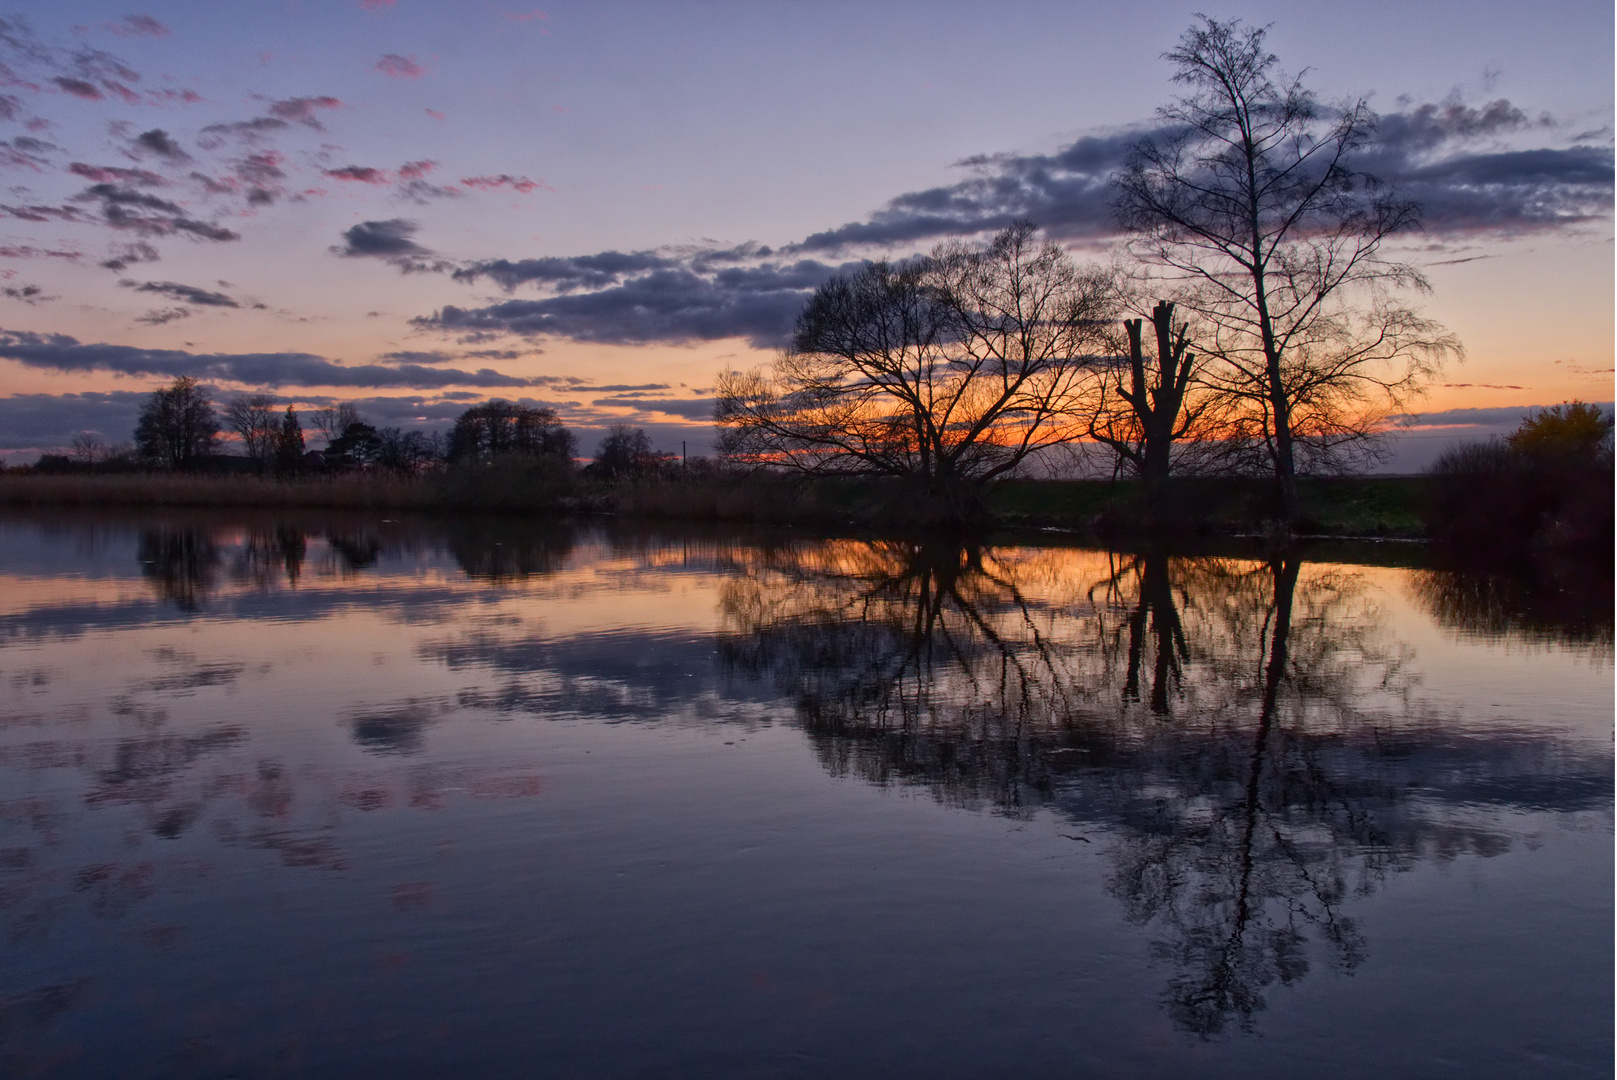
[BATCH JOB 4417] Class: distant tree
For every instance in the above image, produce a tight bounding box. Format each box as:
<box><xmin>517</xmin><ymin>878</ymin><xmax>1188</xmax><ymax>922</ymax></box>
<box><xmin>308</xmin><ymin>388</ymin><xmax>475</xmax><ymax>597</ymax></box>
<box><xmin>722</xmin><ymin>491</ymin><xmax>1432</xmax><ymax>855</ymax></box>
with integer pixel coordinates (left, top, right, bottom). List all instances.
<box><xmin>1114</xmin><ymin>16</ymin><xmax>1459</xmax><ymax>521</ymax></box>
<box><xmin>376</xmin><ymin>427</ymin><xmax>441</xmax><ymax>474</ymax></box>
<box><xmin>134</xmin><ymin>376</ymin><xmax>218</xmax><ymax>469</ymax></box>
<box><xmin>446</xmin><ymin>400</ymin><xmax>575</xmax><ymax>465</ymax></box>
<box><xmin>325</xmin><ymin>422</ymin><xmax>383</xmax><ymax>469</ymax></box>
<box><xmin>69</xmin><ymin>432</ymin><xmax>110</xmax><ymax>465</ymax></box>
<box><xmin>274</xmin><ymin>406</ymin><xmax>305</xmax><ymax>474</ymax></box>
<box><xmin>716</xmin><ymin>222</ymin><xmax>1116</xmax><ymax>518</ymax></box>
<box><xmin>1506</xmin><ymin>401</ymin><xmax>1613</xmax><ymax>463</ymax></box>
<box><xmin>311</xmin><ymin>402</ymin><xmax>363</xmax><ymax>447</ymax></box>
<box><xmin>223</xmin><ymin>393</ymin><xmax>280</xmax><ymax>463</ymax></box>
<box><xmin>591</xmin><ymin>424</ymin><xmax>671</xmax><ymax>480</ymax></box>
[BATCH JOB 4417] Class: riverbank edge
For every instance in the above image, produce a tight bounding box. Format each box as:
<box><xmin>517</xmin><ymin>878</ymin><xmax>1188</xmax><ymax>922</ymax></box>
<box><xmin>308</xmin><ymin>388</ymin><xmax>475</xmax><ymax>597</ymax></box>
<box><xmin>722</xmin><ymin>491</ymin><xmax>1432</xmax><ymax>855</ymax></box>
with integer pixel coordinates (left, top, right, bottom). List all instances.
<box><xmin>0</xmin><ymin>472</ymin><xmax>1429</xmax><ymax>539</ymax></box>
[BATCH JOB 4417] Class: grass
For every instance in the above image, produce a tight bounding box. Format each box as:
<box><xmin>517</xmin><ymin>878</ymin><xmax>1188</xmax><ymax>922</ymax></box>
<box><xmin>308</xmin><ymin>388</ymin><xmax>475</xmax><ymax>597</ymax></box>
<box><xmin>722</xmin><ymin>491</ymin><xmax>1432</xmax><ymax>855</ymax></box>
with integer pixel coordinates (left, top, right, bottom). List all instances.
<box><xmin>0</xmin><ymin>467</ymin><xmax>1434</xmax><ymax>538</ymax></box>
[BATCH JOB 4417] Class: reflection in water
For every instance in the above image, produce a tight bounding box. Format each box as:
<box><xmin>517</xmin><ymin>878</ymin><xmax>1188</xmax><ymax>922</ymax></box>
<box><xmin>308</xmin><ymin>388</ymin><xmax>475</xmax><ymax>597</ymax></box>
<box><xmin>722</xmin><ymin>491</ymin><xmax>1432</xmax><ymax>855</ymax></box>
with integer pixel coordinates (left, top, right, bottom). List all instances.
<box><xmin>0</xmin><ymin>516</ymin><xmax>1605</xmax><ymax>1070</ymax></box>
<box><xmin>718</xmin><ymin>538</ymin><xmax>1585</xmax><ymax>1035</ymax></box>
<box><xmin>1412</xmin><ymin>564</ymin><xmax>1614</xmax><ymax>655</ymax></box>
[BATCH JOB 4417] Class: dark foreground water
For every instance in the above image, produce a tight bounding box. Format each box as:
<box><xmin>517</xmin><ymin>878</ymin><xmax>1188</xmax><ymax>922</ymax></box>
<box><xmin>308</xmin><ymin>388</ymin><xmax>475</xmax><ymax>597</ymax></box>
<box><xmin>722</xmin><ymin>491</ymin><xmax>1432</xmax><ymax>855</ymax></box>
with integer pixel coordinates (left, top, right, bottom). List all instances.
<box><xmin>0</xmin><ymin>512</ymin><xmax>1609</xmax><ymax>1079</ymax></box>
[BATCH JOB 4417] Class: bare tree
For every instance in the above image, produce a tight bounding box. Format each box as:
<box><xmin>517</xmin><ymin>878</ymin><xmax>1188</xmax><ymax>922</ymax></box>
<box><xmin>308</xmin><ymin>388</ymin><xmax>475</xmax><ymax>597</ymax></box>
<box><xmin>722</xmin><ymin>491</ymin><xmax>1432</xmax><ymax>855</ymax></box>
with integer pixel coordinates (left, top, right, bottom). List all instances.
<box><xmin>310</xmin><ymin>402</ymin><xmax>362</xmax><ymax>448</ymax></box>
<box><xmin>716</xmin><ymin>222</ymin><xmax>1115</xmax><ymax>518</ymax></box>
<box><xmin>1114</xmin><ymin>17</ymin><xmax>1460</xmax><ymax>521</ymax></box>
<box><xmin>69</xmin><ymin>432</ymin><xmax>109</xmax><ymax>465</ymax></box>
<box><xmin>223</xmin><ymin>394</ymin><xmax>280</xmax><ymax>462</ymax></box>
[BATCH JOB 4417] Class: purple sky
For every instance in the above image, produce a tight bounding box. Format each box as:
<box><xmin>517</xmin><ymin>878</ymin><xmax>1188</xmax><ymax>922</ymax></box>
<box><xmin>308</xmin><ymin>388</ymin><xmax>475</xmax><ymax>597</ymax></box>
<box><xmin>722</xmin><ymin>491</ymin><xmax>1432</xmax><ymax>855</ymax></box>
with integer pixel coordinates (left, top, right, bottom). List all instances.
<box><xmin>0</xmin><ymin>1</ymin><xmax>1610</xmax><ymax>463</ymax></box>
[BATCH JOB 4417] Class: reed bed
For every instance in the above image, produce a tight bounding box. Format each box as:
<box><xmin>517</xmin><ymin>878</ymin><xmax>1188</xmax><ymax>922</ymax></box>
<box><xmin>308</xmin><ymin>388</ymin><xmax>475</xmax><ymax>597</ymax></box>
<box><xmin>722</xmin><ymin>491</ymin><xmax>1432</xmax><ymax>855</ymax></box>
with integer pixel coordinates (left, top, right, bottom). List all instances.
<box><xmin>0</xmin><ymin>472</ymin><xmax>439</xmax><ymax>510</ymax></box>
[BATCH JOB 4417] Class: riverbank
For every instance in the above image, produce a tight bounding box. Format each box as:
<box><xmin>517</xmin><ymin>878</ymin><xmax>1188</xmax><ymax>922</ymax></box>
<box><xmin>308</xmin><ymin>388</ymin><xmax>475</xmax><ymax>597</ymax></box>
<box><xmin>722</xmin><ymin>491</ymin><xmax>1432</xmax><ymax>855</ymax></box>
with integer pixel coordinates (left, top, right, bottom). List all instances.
<box><xmin>0</xmin><ymin>469</ymin><xmax>1429</xmax><ymax>538</ymax></box>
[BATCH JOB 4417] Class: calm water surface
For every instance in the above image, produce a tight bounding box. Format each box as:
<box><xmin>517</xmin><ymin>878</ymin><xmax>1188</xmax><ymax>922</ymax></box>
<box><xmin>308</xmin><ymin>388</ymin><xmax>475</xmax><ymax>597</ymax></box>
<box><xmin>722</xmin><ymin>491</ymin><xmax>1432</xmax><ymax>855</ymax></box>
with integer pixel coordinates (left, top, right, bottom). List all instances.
<box><xmin>0</xmin><ymin>513</ymin><xmax>1610</xmax><ymax>1078</ymax></box>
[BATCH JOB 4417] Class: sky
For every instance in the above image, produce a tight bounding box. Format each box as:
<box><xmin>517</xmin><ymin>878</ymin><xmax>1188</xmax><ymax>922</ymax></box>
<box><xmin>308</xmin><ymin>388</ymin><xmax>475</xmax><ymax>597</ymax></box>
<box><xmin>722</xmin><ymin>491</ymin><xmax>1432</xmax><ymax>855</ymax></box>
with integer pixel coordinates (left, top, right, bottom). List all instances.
<box><xmin>0</xmin><ymin>0</ymin><xmax>1610</xmax><ymax>465</ymax></box>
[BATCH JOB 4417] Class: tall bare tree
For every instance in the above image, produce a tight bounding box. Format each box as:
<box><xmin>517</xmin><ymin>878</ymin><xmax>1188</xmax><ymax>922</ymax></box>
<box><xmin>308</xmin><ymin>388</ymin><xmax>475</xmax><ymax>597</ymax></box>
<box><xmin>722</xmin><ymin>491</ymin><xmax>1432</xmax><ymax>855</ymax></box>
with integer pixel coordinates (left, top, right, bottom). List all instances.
<box><xmin>223</xmin><ymin>394</ymin><xmax>280</xmax><ymax>463</ymax></box>
<box><xmin>1114</xmin><ymin>17</ymin><xmax>1459</xmax><ymax>521</ymax></box>
<box><xmin>716</xmin><ymin>222</ymin><xmax>1115</xmax><ymax>519</ymax></box>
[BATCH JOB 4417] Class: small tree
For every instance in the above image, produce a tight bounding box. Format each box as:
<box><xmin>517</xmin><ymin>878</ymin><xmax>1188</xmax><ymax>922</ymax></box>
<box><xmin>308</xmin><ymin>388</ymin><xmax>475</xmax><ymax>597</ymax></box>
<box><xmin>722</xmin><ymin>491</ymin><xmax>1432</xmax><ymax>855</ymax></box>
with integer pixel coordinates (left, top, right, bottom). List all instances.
<box><xmin>134</xmin><ymin>376</ymin><xmax>218</xmax><ymax>469</ymax></box>
<box><xmin>377</xmin><ymin>427</ymin><xmax>442</xmax><ymax>474</ymax></box>
<box><xmin>69</xmin><ymin>432</ymin><xmax>109</xmax><ymax>465</ymax></box>
<box><xmin>1114</xmin><ymin>17</ymin><xmax>1459</xmax><ymax>521</ymax></box>
<box><xmin>274</xmin><ymin>406</ymin><xmax>305</xmax><ymax>474</ymax></box>
<box><xmin>224</xmin><ymin>393</ymin><xmax>280</xmax><ymax>463</ymax></box>
<box><xmin>1087</xmin><ymin>300</ymin><xmax>1206</xmax><ymax>517</ymax></box>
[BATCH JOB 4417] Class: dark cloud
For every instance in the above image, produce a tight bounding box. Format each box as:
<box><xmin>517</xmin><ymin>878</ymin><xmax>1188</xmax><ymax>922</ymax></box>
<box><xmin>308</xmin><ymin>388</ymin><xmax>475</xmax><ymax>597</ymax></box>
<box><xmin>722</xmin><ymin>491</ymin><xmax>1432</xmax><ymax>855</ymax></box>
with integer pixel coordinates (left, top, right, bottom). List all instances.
<box><xmin>120</xmin><ymin>280</ymin><xmax>239</xmax><ymax>307</ymax></box>
<box><xmin>453</xmin><ymin>251</ymin><xmax>677</xmax><ymax>291</ymax></box>
<box><xmin>334</xmin><ymin>218</ymin><xmax>427</xmax><ymax>258</ymax></box>
<box><xmin>100</xmin><ymin>241</ymin><xmax>159</xmax><ymax>270</ymax></box>
<box><xmin>0</xmin><ymin>390</ymin><xmax>148</xmax><ymax>450</ymax></box>
<box><xmin>0</xmin><ymin>329</ymin><xmax>538</xmax><ymax>388</ymax></box>
<box><xmin>135</xmin><ymin>306</ymin><xmax>189</xmax><ymax>325</ymax></box>
<box><xmin>378</xmin><ymin>349</ymin><xmax>454</xmax><ymax>365</ymax></box>
<box><xmin>197</xmin><ymin>117</ymin><xmax>289</xmax><ymax>144</ymax></box>
<box><xmin>1394</xmin><ymin>403</ymin><xmax>1614</xmax><ymax>430</ymax></box>
<box><xmin>133</xmin><ymin>128</ymin><xmax>189</xmax><ymax>162</ymax></box>
<box><xmin>787</xmin><ymin>98</ymin><xmax>1611</xmax><ymax>252</ymax></box>
<box><xmin>73</xmin><ymin>183</ymin><xmax>240</xmax><ymax>241</ymax></box>
<box><xmin>68</xmin><ymin>162</ymin><xmax>164</xmax><ymax>185</ymax></box>
<box><xmin>421</xmin><ymin>259</ymin><xmax>851</xmax><ymax>349</ymax></box>
<box><xmin>0</xmin><ymin>243</ymin><xmax>81</xmax><ymax>260</ymax></box>
<box><xmin>460</xmin><ymin>174</ymin><xmax>542</xmax><ymax>193</ymax></box>
<box><xmin>1</xmin><ymin>284</ymin><xmax>51</xmax><ymax>304</ymax></box>
<box><xmin>590</xmin><ymin>395</ymin><xmax>716</xmax><ymax>420</ymax></box>
<box><xmin>266</xmin><ymin>95</ymin><xmax>342</xmax><ymax>128</ymax></box>
<box><xmin>326</xmin><ymin>164</ymin><xmax>387</xmax><ymax>184</ymax></box>
<box><xmin>53</xmin><ymin>76</ymin><xmax>102</xmax><ymax>100</ymax></box>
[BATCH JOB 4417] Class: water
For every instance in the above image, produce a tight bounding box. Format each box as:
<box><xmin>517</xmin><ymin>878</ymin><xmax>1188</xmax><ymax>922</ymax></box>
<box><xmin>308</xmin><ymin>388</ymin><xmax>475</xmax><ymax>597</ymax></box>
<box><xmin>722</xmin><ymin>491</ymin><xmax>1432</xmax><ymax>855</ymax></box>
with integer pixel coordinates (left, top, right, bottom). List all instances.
<box><xmin>0</xmin><ymin>512</ymin><xmax>1609</xmax><ymax>1078</ymax></box>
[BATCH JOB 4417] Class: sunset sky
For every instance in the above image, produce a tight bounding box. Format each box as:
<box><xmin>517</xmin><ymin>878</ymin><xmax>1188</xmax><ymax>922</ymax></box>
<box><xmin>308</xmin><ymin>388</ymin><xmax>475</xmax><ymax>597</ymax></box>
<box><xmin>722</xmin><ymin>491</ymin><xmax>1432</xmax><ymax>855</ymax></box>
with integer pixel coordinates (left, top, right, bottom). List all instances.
<box><xmin>0</xmin><ymin>0</ymin><xmax>1610</xmax><ymax>465</ymax></box>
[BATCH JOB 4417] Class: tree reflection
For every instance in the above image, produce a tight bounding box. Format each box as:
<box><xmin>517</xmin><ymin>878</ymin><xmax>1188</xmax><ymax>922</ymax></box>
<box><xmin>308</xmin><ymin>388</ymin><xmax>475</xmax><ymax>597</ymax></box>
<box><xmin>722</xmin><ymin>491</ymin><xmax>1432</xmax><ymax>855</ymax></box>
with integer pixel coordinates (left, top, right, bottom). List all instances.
<box><xmin>444</xmin><ymin>519</ymin><xmax>575</xmax><ymax>582</ymax></box>
<box><xmin>137</xmin><ymin>527</ymin><xmax>221</xmax><ymax>611</ymax></box>
<box><xmin>718</xmin><ymin>537</ymin><xmax>1483</xmax><ymax>1036</ymax></box>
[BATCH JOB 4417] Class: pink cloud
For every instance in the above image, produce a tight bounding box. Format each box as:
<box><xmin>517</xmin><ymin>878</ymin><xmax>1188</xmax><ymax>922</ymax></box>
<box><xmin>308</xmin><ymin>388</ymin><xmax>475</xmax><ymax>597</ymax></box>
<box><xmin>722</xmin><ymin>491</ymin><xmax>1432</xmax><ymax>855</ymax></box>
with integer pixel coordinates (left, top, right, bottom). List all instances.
<box><xmin>148</xmin><ymin>88</ymin><xmax>204</xmax><ymax>104</ymax></box>
<box><xmin>425</xmin><ymin>108</ymin><xmax>445</xmax><ymax>121</ymax></box>
<box><xmin>106</xmin><ymin>14</ymin><xmax>170</xmax><ymax>38</ymax></box>
<box><xmin>461</xmin><ymin>174</ymin><xmax>546</xmax><ymax>193</ymax></box>
<box><xmin>325</xmin><ymin>165</ymin><xmax>389</xmax><ymax>184</ymax></box>
<box><xmin>397</xmin><ymin>160</ymin><xmax>436</xmax><ymax>180</ymax></box>
<box><xmin>375</xmin><ymin>54</ymin><xmax>425</xmax><ymax>79</ymax></box>
<box><xmin>0</xmin><ymin>245</ymin><xmax>82</xmax><ymax>260</ymax></box>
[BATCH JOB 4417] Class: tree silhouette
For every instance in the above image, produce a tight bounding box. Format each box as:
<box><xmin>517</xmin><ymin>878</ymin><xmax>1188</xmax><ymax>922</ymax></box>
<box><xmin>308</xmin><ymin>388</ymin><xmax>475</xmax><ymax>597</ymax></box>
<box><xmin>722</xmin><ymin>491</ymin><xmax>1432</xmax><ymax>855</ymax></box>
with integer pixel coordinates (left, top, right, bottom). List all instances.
<box><xmin>717</xmin><ymin>222</ymin><xmax>1115</xmax><ymax>519</ymax></box>
<box><xmin>1114</xmin><ymin>17</ymin><xmax>1459</xmax><ymax>520</ymax></box>
<box><xmin>134</xmin><ymin>377</ymin><xmax>218</xmax><ymax>470</ymax></box>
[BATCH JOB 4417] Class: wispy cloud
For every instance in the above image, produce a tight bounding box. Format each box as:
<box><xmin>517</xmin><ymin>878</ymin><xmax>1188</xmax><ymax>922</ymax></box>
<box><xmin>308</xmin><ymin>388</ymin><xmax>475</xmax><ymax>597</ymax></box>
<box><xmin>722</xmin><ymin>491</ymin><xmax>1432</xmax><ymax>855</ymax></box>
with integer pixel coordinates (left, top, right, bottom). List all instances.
<box><xmin>375</xmin><ymin>54</ymin><xmax>425</xmax><ymax>79</ymax></box>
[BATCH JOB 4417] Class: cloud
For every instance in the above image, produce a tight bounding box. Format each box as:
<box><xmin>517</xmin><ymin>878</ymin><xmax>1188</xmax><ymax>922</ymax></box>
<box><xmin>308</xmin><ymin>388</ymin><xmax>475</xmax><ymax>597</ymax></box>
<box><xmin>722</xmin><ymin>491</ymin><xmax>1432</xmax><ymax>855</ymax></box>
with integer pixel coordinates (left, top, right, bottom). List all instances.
<box><xmin>120</xmin><ymin>280</ymin><xmax>239</xmax><ymax>307</ymax></box>
<box><xmin>266</xmin><ymin>95</ymin><xmax>342</xmax><ymax>129</ymax></box>
<box><xmin>785</xmin><ymin>97</ymin><xmax>1612</xmax><ymax>253</ymax></box>
<box><xmin>333</xmin><ymin>218</ymin><xmax>427</xmax><ymax>257</ymax></box>
<box><xmin>135</xmin><ymin>306</ymin><xmax>189</xmax><ymax>325</ymax></box>
<box><xmin>0</xmin><ymin>328</ymin><xmax>539</xmax><ymax>388</ymax></box>
<box><xmin>68</xmin><ymin>162</ymin><xmax>164</xmax><ymax>185</ymax></box>
<box><xmin>460</xmin><ymin>174</ymin><xmax>545</xmax><ymax>193</ymax></box>
<box><xmin>0</xmin><ymin>244</ymin><xmax>82</xmax><ymax>261</ymax></box>
<box><xmin>325</xmin><ymin>164</ymin><xmax>388</xmax><ymax>184</ymax></box>
<box><xmin>378</xmin><ymin>349</ymin><xmax>455</xmax><ymax>365</ymax></box>
<box><xmin>0</xmin><ymin>390</ymin><xmax>149</xmax><ymax>450</ymax></box>
<box><xmin>72</xmin><ymin>183</ymin><xmax>240</xmax><ymax>241</ymax></box>
<box><xmin>133</xmin><ymin>128</ymin><xmax>188</xmax><ymax>162</ymax></box>
<box><xmin>99</xmin><ymin>241</ymin><xmax>158</xmax><ymax>270</ymax></box>
<box><xmin>589</xmin><ymin>395</ymin><xmax>716</xmax><ymax>420</ymax></box>
<box><xmin>53</xmin><ymin>76</ymin><xmax>103</xmax><ymax>100</ymax></box>
<box><xmin>1</xmin><ymin>284</ymin><xmax>52</xmax><ymax>304</ymax></box>
<box><xmin>452</xmin><ymin>250</ymin><xmax>676</xmax><ymax>291</ymax></box>
<box><xmin>1394</xmin><ymin>403</ymin><xmax>1614</xmax><ymax>430</ymax></box>
<box><xmin>375</xmin><ymin>54</ymin><xmax>425</xmax><ymax>79</ymax></box>
<box><xmin>418</xmin><ymin>259</ymin><xmax>850</xmax><ymax>349</ymax></box>
<box><xmin>106</xmin><ymin>15</ymin><xmax>170</xmax><ymax>39</ymax></box>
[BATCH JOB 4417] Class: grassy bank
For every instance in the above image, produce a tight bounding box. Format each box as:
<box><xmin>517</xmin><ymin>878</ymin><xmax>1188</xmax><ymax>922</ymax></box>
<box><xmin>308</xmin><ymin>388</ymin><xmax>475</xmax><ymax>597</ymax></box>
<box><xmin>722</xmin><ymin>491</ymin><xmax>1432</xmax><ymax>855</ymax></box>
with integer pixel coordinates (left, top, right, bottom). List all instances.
<box><xmin>0</xmin><ymin>469</ymin><xmax>1431</xmax><ymax>538</ymax></box>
